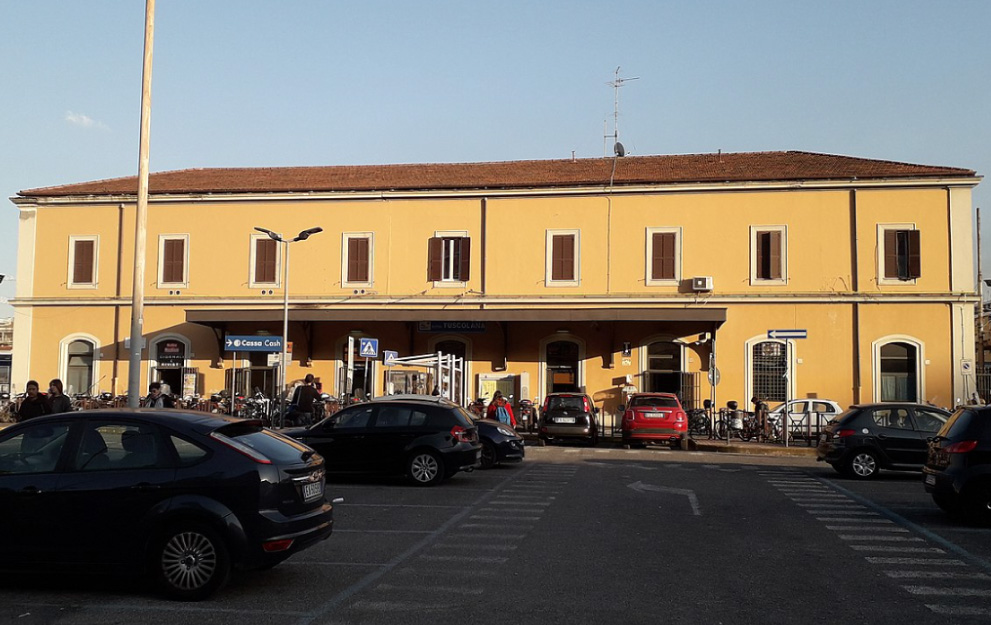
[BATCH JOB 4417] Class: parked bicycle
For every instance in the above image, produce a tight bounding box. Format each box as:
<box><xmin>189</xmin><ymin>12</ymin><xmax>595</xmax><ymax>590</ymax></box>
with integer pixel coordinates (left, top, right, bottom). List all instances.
<box><xmin>687</xmin><ymin>408</ymin><xmax>711</xmax><ymax>438</ymax></box>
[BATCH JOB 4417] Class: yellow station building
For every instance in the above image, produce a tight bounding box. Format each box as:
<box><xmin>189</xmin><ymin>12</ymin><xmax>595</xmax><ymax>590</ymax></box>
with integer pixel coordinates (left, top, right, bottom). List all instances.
<box><xmin>9</xmin><ymin>151</ymin><xmax>982</xmax><ymax>417</ymax></box>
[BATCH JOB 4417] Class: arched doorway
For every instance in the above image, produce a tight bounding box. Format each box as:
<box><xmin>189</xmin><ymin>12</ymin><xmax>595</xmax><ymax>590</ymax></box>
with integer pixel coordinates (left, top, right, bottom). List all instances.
<box><xmin>751</xmin><ymin>340</ymin><xmax>788</xmax><ymax>403</ymax></box>
<box><xmin>545</xmin><ymin>340</ymin><xmax>580</xmax><ymax>394</ymax></box>
<box><xmin>65</xmin><ymin>339</ymin><xmax>95</xmax><ymax>395</ymax></box>
<box><xmin>153</xmin><ymin>338</ymin><xmax>186</xmax><ymax>395</ymax></box>
<box><xmin>879</xmin><ymin>342</ymin><xmax>918</xmax><ymax>402</ymax></box>
<box><xmin>643</xmin><ymin>341</ymin><xmax>682</xmax><ymax>394</ymax></box>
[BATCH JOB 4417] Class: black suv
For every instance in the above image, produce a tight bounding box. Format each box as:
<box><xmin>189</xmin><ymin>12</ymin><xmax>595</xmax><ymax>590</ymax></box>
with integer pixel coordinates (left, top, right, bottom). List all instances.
<box><xmin>0</xmin><ymin>410</ymin><xmax>333</xmax><ymax>600</ymax></box>
<box><xmin>816</xmin><ymin>403</ymin><xmax>949</xmax><ymax>479</ymax></box>
<box><xmin>538</xmin><ymin>392</ymin><xmax>599</xmax><ymax>446</ymax></box>
<box><xmin>923</xmin><ymin>406</ymin><xmax>991</xmax><ymax>525</ymax></box>
<box><xmin>284</xmin><ymin>395</ymin><xmax>481</xmax><ymax>486</ymax></box>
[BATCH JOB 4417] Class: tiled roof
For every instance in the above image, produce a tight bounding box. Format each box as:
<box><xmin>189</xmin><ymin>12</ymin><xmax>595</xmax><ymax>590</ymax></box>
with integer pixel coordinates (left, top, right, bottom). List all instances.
<box><xmin>18</xmin><ymin>151</ymin><xmax>977</xmax><ymax>197</ymax></box>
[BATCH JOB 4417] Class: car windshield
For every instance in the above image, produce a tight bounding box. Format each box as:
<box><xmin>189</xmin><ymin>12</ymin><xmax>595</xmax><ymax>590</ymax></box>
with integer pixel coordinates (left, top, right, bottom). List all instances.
<box><xmin>628</xmin><ymin>396</ymin><xmax>680</xmax><ymax>408</ymax></box>
<box><xmin>546</xmin><ymin>396</ymin><xmax>585</xmax><ymax>411</ymax></box>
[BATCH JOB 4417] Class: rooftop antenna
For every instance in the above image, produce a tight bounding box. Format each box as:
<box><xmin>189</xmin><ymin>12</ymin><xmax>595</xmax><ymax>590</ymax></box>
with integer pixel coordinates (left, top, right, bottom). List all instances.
<box><xmin>606</xmin><ymin>66</ymin><xmax>638</xmax><ymax>157</ymax></box>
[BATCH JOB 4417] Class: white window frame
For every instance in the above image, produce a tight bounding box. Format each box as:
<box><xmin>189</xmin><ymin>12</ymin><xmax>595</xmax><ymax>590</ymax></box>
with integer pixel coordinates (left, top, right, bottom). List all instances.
<box><xmin>432</xmin><ymin>230</ymin><xmax>469</xmax><ymax>288</ymax></box>
<box><xmin>545</xmin><ymin>229</ymin><xmax>581</xmax><ymax>287</ymax></box>
<box><xmin>157</xmin><ymin>233</ymin><xmax>189</xmax><ymax>288</ymax></box>
<box><xmin>750</xmin><ymin>225</ymin><xmax>788</xmax><ymax>286</ymax></box>
<box><xmin>871</xmin><ymin>335</ymin><xmax>924</xmax><ymax>403</ymax></box>
<box><xmin>249</xmin><ymin>233</ymin><xmax>282</xmax><ymax>289</ymax></box>
<box><xmin>342</xmin><ymin>232</ymin><xmax>374</xmax><ymax>288</ymax></box>
<box><xmin>645</xmin><ymin>227</ymin><xmax>681</xmax><ymax>286</ymax></box>
<box><xmin>67</xmin><ymin>235</ymin><xmax>99</xmax><ymax>289</ymax></box>
<box><xmin>877</xmin><ymin>223</ymin><xmax>919</xmax><ymax>286</ymax></box>
<box><xmin>58</xmin><ymin>333</ymin><xmax>100</xmax><ymax>395</ymax></box>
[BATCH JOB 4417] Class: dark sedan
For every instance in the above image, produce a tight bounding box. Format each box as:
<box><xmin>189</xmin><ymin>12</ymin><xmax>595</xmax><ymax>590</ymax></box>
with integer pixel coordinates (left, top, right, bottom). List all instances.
<box><xmin>0</xmin><ymin>409</ymin><xmax>333</xmax><ymax>600</ymax></box>
<box><xmin>473</xmin><ymin>417</ymin><xmax>525</xmax><ymax>469</ymax></box>
<box><xmin>816</xmin><ymin>403</ymin><xmax>950</xmax><ymax>478</ymax></box>
<box><xmin>284</xmin><ymin>395</ymin><xmax>481</xmax><ymax>486</ymax></box>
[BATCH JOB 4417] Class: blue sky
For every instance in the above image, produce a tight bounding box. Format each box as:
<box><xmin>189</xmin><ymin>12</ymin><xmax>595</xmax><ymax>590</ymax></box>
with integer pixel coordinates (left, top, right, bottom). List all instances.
<box><xmin>2</xmin><ymin>1</ymin><xmax>989</xmax><ymax>318</ymax></box>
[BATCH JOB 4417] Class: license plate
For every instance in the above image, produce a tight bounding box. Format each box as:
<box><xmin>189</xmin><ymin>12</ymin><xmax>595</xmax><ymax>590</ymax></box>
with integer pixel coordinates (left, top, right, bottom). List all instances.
<box><xmin>644</xmin><ymin>412</ymin><xmax>664</xmax><ymax>419</ymax></box>
<box><xmin>925</xmin><ymin>474</ymin><xmax>936</xmax><ymax>486</ymax></box>
<box><xmin>556</xmin><ymin>417</ymin><xmax>576</xmax><ymax>424</ymax></box>
<box><xmin>302</xmin><ymin>481</ymin><xmax>324</xmax><ymax>502</ymax></box>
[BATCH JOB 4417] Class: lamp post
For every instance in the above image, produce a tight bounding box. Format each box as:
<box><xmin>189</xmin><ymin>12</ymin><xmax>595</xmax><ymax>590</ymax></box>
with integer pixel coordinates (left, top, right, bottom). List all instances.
<box><xmin>254</xmin><ymin>226</ymin><xmax>322</xmax><ymax>427</ymax></box>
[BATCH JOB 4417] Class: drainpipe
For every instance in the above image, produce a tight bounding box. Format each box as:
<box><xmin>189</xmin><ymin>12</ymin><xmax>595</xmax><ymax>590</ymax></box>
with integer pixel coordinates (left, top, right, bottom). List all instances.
<box><xmin>850</xmin><ymin>190</ymin><xmax>861</xmax><ymax>404</ymax></box>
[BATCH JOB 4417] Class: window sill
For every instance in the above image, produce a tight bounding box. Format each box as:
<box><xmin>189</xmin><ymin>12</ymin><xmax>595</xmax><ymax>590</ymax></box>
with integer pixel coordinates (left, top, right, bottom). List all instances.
<box><xmin>67</xmin><ymin>283</ymin><xmax>99</xmax><ymax>290</ymax></box>
<box><xmin>749</xmin><ymin>278</ymin><xmax>787</xmax><ymax>286</ymax></box>
<box><xmin>432</xmin><ymin>280</ymin><xmax>467</xmax><ymax>289</ymax></box>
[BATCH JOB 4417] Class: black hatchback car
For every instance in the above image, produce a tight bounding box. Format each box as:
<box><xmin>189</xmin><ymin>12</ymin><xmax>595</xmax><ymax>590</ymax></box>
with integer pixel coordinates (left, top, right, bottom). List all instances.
<box><xmin>538</xmin><ymin>392</ymin><xmax>599</xmax><ymax>446</ymax></box>
<box><xmin>473</xmin><ymin>417</ymin><xmax>525</xmax><ymax>469</ymax></box>
<box><xmin>284</xmin><ymin>395</ymin><xmax>481</xmax><ymax>486</ymax></box>
<box><xmin>0</xmin><ymin>409</ymin><xmax>334</xmax><ymax>601</ymax></box>
<box><xmin>816</xmin><ymin>403</ymin><xmax>950</xmax><ymax>479</ymax></box>
<box><xmin>923</xmin><ymin>406</ymin><xmax>991</xmax><ymax>525</ymax></box>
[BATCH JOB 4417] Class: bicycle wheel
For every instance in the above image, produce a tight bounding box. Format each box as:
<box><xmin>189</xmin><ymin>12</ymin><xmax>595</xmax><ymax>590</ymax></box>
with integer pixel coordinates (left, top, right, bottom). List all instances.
<box><xmin>696</xmin><ymin>419</ymin><xmax>711</xmax><ymax>438</ymax></box>
<box><xmin>713</xmin><ymin>420</ymin><xmax>727</xmax><ymax>440</ymax></box>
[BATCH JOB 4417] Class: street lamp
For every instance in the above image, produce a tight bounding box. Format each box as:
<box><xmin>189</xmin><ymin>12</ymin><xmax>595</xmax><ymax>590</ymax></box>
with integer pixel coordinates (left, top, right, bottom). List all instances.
<box><xmin>254</xmin><ymin>226</ymin><xmax>323</xmax><ymax>427</ymax></box>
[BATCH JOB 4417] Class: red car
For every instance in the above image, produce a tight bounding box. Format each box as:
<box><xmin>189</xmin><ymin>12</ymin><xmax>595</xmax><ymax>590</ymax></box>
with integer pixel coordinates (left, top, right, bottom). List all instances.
<box><xmin>620</xmin><ymin>393</ymin><xmax>687</xmax><ymax>449</ymax></box>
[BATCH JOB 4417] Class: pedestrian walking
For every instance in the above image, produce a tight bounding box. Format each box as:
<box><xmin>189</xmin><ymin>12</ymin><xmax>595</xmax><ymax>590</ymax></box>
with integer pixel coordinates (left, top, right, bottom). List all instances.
<box><xmin>15</xmin><ymin>380</ymin><xmax>52</xmax><ymax>422</ymax></box>
<box><xmin>142</xmin><ymin>381</ymin><xmax>175</xmax><ymax>408</ymax></box>
<box><xmin>289</xmin><ymin>374</ymin><xmax>321</xmax><ymax>426</ymax></box>
<box><xmin>48</xmin><ymin>379</ymin><xmax>73</xmax><ymax>414</ymax></box>
<box><xmin>486</xmin><ymin>390</ymin><xmax>516</xmax><ymax>427</ymax></box>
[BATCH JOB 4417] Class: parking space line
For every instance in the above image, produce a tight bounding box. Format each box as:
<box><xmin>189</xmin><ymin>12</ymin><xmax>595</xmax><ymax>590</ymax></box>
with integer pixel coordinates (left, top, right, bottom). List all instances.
<box><xmin>926</xmin><ymin>605</ymin><xmax>991</xmax><ymax>616</ymax></box>
<box><xmin>376</xmin><ymin>584</ymin><xmax>484</xmax><ymax>595</ymax></box>
<box><xmin>837</xmin><ymin>535</ymin><xmax>924</xmax><ymax>542</ymax></box>
<box><xmin>432</xmin><ymin>543</ymin><xmax>519</xmax><ymax>551</ymax></box>
<box><xmin>459</xmin><ymin>522</ymin><xmax>533</xmax><ymax>529</ymax></box>
<box><xmin>866</xmin><ymin>557</ymin><xmax>966</xmax><ymax>566</ymax></box>
<box><xmin>815</xmin><ymin>517</ymin><xmax>893</xmax><ymax>523</ymax></box>
<box><xmin>489</xmin><ymin>500</ymin><xmax>552</xmax><ymax>506</ymax></box>
<box><xmin>904</xmin><ymin>586</ymin><xmax>991</xmax><ymax>597</ymax></box>
<box><xmin>417</xmin><ymin>554</ymin><xmax>509</xmax><ymax>563</ymax></box>
<box><xmin>825</xmin><ymin>526</ymin><xmax>909</xmax><ymax>532</ymax></box>
<box><xmin>334</xmin><ymin>529</ymin><xmax>434</xmax><ymax>534</ymax></box>
<box><xmin>469</xmin><ymin>514</ymin><xmax>542</xmax><ymax>520</ymax></box>
<box><xmin>850</xmin><ymin>545</ymin><xmax>945</xmax><ymax>553</ymax></box>
<box><xmin>344</xmin><ymin>503</ymin><xmax>463</xmax><ymax>509</ymax></box>
<box><xmin>886</xmin><ymin>571</ymin><xmax>991</xmax><ymax>580</ymax></box>
<box><xmin>446</xmin><ymin>533</ymin><xmax>526</xmax><ymax>540</ymax></box>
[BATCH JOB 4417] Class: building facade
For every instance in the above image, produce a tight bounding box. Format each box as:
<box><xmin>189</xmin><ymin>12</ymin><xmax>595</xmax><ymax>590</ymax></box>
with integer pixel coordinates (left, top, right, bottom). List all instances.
<box><xmin>10</xmin><ymin>151</ymin><xmax>982</xmax><ymax>414</ymax></box>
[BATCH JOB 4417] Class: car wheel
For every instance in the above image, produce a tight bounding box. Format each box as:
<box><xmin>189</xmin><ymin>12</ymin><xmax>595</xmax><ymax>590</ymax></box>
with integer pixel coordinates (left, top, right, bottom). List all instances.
<box><xmin>589</xmin><ymin>431</ymin><xmax>598</xmax><ymax>447</ymax></box>
<box><xmin>845</xmin><ymin>450</ymin><xmax>879</xmax><ymax>479</ymax></box>
<box><xmin>480</xmin><ymin>442</ymin><xmax>496</xmax><ymax>470</ymax></box>
<box><xmin>154</xmin><ymin>523</ymin><xmax>230</xmax><ymax>601</ymax></box>
<box><xmin>670</xmin><ymin>439</ymin><xmax>681</xmax><ymax>450</ymax></box>
<box><xmin>407</xmin><ymin>450</ymin><xmax>444</xmax><ymax>486</ymax></box>
<box><xmin>932</xmin><ymin>491</ymin><xmax>963</xmax><ymax>517</ymax></box>
<box><xmin>963</xmin><ymin>481</ymin><xmax>991</xmax><ymax>526</ymax></box>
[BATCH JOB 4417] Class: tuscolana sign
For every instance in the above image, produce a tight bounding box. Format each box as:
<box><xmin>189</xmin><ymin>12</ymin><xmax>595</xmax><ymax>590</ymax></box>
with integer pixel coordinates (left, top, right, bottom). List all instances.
<box><xmin>224</xmin><ymin>335</ymin><xmax>283</xmax><ymax>352</ymax></box>
<box><xmin>417</xmin><ymin>321</ymin><xmax>486</xmax><ymax>333</ymax></box>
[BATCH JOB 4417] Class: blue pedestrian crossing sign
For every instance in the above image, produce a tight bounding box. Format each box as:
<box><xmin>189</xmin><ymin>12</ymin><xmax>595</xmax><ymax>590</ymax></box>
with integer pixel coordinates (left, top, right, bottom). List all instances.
<box><xmin>359</xmin><ymin>338</ymin><xmax>379</xmax><ymax>358</ymax></box>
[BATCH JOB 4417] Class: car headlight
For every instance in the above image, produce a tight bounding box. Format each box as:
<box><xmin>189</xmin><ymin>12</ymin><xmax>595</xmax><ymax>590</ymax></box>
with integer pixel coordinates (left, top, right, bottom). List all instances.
<box><xmin>497</xmin><ymin>426</ymin><xmax>516</xmax><ymax>437</ymax></box>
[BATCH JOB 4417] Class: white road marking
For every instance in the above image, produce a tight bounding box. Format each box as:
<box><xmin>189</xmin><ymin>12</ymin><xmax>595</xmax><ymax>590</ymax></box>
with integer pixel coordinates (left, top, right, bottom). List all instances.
<box><xmin>816</xmin><ymin>517</ymin><xmax>892</xmax><ymax>523</ymax></box>
<box><xmin>470</xmin><ymin>514</ymin><xmax>542</xmax><ymax>521</ymax></box>
<box><xmin>838</xmin><ymin>535</ymin><xmax>924</xmax><ymax>542</ymax></box>
<box><xmin>885</xmin><ymin>571</ymin><xmax>991</xmax><ymax>580</ymax></box>
<box><xmin>460</xmin><ymin>523</ymin><xmax>533</xmax><ymax>529</ymax></box>
<box><xmin>417</xmin><ymin>554</ymin><xmax>508</xmax><ymax>563</ymax></box>
<box><xmin>825</xmin><ymin>526</ymin><xmax>908</xmax><ymax>532</ymax></box>
<box><xmin>926</xmin><ymin>605</ymin><xmax>991</xmax><ymax>616</ymax></box>
<box><xmin>866</xmin><ymin>557</ymin><xmax>965</xmax><ymax>566</ymax></box>
<box><xmin>807</xmin><ymin>510</ymin><xmax>879</xmax><ymax>516</ymax></box>
<box><xmin>850</xmin><ymin>545</ymin><xmax>945</xmax><ymax>553</ymax></box>
<box><xmin>375</xmin><ymin>584</ymin><xmax>484</xmax><ymax>595</ymax></box>
<box><xmin>905</xmin><ymin>586</ymin><xmax>991</xmax><ymax>597</ymax></box>
<box><xmin>432</xmin><ymin>543</ymin><xmax>519</xmax><ymax>551</ymax></box>
<box><xmin>489</xmin><ymin>500</ymin><xmax>552</xmax><ymax>506</ymax></box>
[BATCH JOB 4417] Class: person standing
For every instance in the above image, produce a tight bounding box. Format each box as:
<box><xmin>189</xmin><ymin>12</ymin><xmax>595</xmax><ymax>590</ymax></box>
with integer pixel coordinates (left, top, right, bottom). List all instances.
<box><xmin>48</xmin><ymin>379</ymin><xmax>73</xmax><ymax>414</ymax></box>
<box><xmin>290</xmin><ymin>374</ymin><xmax>321</xmax><ymax>426</ymax></box>
<box><xmin>486</xmin><ymin>390</ymin><xmax>517</xmax><ymax>427</ymax></box>
<box><xmin>15</xmin><ymin>380</ymin><xmax>52</xmax><ymax>422</ymax></box>
<box><xmin>142</xmin><ymin>382</ymin><xmax>175</xmax><ymax>408</ymax></box>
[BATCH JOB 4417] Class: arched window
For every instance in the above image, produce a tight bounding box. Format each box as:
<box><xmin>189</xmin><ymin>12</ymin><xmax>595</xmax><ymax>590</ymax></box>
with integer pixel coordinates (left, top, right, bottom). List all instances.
<box><xmin>880</xmin><ymin>342</ymin><xmax>918</xmax><ymax>402</ymax></box>
<box><xmin>752</xmin><ymin>341</ymin><xmax>787</xmax><ymax>403</ymax></box>
<box><xmin>66</xmin><ymin>340</ymin><xmax>95</xmax><ymax>396</ymax></box>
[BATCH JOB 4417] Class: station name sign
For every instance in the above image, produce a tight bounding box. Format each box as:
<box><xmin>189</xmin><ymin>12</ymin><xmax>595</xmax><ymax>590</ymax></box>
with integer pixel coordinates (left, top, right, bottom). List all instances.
<box><xmin>417</xmin><ymin>321</ymin><xmax>486</xmax><ymax>333</ymax></box>
<box><xmin>224</xmin><ymin>335</ymin><xmax>283</xmax><ymax>352</ymax></box>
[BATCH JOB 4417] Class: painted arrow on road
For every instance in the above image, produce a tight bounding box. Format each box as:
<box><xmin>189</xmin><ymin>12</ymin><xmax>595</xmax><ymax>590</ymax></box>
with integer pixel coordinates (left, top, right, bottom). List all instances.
<box><xmin>627</xmin><ymin>481</ymin><xmax>702</xmax><ymax>516</ymax></box>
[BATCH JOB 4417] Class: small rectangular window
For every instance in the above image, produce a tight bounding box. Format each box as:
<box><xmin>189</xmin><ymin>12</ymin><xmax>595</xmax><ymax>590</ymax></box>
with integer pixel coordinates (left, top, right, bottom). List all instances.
<box><xmin>546</xmin><ymin>229</ymin><xmax>580</xmax><ymax>286</ymax></box>
<box><xmin>161</xmin><ymin>238</ymin><xmax>185</xmax><ymax>284</ymax></box>
<box><xmin>751</xmin><ymin>226</ymin><xmax>786</xmax><ymax>285</ymax></box>
<box><xmin>646</xmin><ymin>228</ymin><xmax>680</xmax><ymax>284</ymax></box>
<box><xmin>883</xmin><ymin>229</ymin><xmax>921</xmax><ymax>280</ymax></box>
<box><xmin>72</xmin><ymin>239</ymin><xmax>96</xmax><ymax>285</ymax></box>
<box><xmin>348</xmin><ymin>237</ymin><xmax>370</xmax><ymax>283</ymax></box>
<box><xmin>254</xmin><ymin>238</ymin><xmax>278</xmax><ymax>284</ymax></box>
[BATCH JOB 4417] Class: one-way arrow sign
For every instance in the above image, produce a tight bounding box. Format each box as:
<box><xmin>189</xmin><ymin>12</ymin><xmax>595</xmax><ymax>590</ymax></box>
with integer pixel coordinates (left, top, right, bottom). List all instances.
<box><xmin>627</xmin><ymin>481</ymin><xmax>701</xmax><ymax>516</ymax></box>
<box><xmin>767</xmin><ymin>329</ymin><xmax>807</xmax><ymax>340</ymax></box>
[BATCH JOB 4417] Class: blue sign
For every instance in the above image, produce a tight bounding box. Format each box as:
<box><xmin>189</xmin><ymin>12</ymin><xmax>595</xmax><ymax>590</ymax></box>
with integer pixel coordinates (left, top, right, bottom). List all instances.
<box><xmin>767</xmin><ymin>329</ymin><xmax>807</xmax><ymax>339</ymax></box>
<box><xmin>359</xmin><ymin>338</ymin><xmax>379</xmax><ymax>358</ymax></box>
<box><xmin>225</xmin><ymin>335</ymin><xmax>283</xmax><ymax>352</ymax></box>
<box><xmin>383</xmin><ymin>350</ymin><xmax>398</xmax><ymax>365</ymax></box>
<box><xmin>417</xmin><ymin>321</ymin><xmax>487</xmax><ymax>333</ymax></box>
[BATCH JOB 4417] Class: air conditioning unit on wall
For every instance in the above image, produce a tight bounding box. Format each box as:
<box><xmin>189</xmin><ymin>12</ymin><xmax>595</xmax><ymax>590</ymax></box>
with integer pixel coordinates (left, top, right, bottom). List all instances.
<box><xmin>692</xmin><ymin>276</ymin><xmax>713</xmax><ymax>292</ymax></box>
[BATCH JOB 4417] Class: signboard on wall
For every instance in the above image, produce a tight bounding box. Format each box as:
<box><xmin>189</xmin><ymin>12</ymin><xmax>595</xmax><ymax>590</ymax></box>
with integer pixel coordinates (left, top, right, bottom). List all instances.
<box><xmin>157</xmin><ymin>340</ymin><xmax>185</xmax><ymax>369</ymax></box>
<box><xmin>417</xmin><ymin>321</ymin><xmax>486</xmax><ymax>333</ymax></box>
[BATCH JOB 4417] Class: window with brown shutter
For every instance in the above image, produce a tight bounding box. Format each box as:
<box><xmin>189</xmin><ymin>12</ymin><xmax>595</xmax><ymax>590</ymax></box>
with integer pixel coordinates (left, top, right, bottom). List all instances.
<box><xmin>347</xmin><ymin>237</ymin><xmax>370</xmax><ymax>283</ymax></box>
<box><xmin>884</xmin><ymin>229</ymin><xmax>921</xmax><ymax>280</ymax></box>
<box><xmin>755</xmin><ymin>230</ymin><xmax>782</xmax><ymax>280</ymax></box>
<box><xmin>551</xmin><ymin>234</ymin><xmax>576</xmax><ymax>281</ymax></box>
<box><xmin>72</xmin><ymin>239</ymin><xmax>95</xmax><ymax>285</ymax></box>
<box><xmin>651</xmin><ymin>232</ymin><xmax>676</xmax><ymax>280</ymax></box>
<box><xmin>161</xmin><ymin>238</ymin><xmax>185</xmax><ymax>284</ymax></box>
<box><xmin>427</xmin><ymin>236</ymin><xmax>470</xmax><ymax>282</ymax></box>
<box><xmin>255</xmin><ymin>238</ymin><xmax>277</xmax><ymax>283</ymax></box>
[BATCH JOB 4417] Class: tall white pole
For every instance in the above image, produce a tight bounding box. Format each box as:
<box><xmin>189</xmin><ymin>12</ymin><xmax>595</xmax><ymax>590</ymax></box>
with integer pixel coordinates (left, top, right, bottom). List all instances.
<box><xmin>280</xmin><ymin>239</ymin><xmax>290</xmax><ymax>427</ymax></box>
<box><xmin>128</xmin><ymin>0</ymin><xmax>155</xmax><ymax>407</ymax></box>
